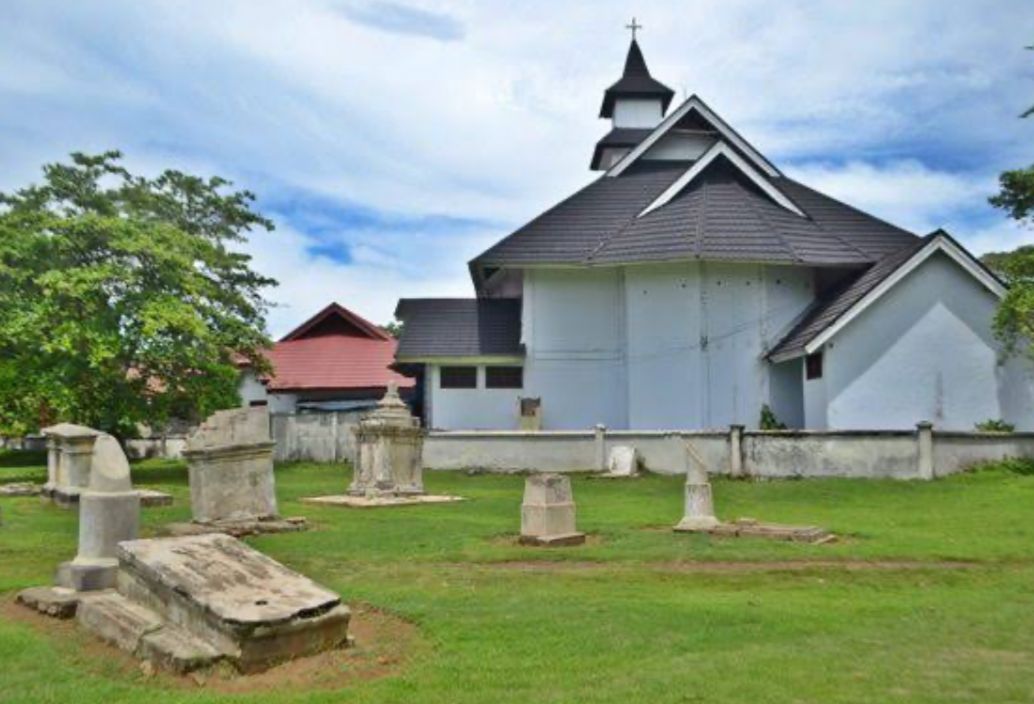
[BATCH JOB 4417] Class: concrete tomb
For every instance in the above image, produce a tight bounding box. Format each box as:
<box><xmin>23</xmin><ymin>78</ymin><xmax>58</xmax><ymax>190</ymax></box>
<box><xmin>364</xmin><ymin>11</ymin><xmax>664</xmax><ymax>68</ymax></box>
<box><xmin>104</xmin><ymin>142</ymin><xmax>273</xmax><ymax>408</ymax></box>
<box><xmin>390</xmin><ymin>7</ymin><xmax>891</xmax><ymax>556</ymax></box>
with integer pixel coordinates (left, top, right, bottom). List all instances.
<box><xmin>56</xmin><ymin>433</ymin><xmax>141</xmax><ymax>591</ymax></box>
<box><xmin>303</xmin><ymin>383</ymin><xmax>462</xmax><ymax>508</ymax></box>
<box><xmin>171</xmin><ymin>407</ymin><xmax>303</xmax><ymax>535</ymax></box>
<box><xmin>519</xmin><ymin>473</ymin><xmax>585</xmax><ymax>546</ymax></box>
<box><xmin>349</xmin><ymin>382</ymin><xmax>425</xmax><ymax>497</ymax></box>
<box><xmin>23</xmin><ymin>533</ymin><xmax>351</xmax><ymax>674</ymax></box>
<box><xmin>38</xmin><ymin>422</ymin><xmax>171</xmax><ymax>508</ymax></box>
<box><xmin>41</xmin><ymin>423</ymin><xmax>99</xmax><ymax>507</ymax></box>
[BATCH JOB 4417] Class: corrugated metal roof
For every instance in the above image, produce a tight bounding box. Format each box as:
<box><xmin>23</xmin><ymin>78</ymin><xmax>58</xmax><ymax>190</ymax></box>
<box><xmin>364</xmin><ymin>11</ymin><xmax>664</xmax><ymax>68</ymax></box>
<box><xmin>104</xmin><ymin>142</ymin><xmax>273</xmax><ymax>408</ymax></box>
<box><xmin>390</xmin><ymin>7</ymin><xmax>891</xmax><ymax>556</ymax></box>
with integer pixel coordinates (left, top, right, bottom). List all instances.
<box><xmin>394</xmin><ymin>298</ymin><xmax>523</xmax><ymax>359</ymax></box>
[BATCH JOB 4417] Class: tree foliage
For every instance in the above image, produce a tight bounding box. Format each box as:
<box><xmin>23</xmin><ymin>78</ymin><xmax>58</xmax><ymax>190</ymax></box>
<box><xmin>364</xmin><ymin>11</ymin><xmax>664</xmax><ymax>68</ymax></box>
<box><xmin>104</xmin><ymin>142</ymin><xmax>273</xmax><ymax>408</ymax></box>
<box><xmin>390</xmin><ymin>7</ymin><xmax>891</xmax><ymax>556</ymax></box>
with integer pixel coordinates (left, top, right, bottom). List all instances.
<box><xmin>983</xmin><ymin>44</ymin><xmax>1034</xmax><ymax>359</ymax></box>
<box><xmin>0</xmin><ymin>151</ymin><xmax>275</xmax><ymax>437</ymax></box>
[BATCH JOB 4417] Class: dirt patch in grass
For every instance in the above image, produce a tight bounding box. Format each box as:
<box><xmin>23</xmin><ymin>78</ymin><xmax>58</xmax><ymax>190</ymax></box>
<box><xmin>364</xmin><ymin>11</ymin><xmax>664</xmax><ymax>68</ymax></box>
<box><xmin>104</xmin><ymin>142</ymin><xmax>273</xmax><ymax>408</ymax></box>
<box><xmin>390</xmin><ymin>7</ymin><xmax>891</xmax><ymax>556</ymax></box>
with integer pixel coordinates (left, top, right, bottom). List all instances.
<box><xmin>1</xmin><ymin>598</ymin><xmax>422</xmax><ymax>693</ymax></box>
<box><xmin>467</xmin><ymin>559</ymin><xmax>981</xmax><ymax>573</ymax></box>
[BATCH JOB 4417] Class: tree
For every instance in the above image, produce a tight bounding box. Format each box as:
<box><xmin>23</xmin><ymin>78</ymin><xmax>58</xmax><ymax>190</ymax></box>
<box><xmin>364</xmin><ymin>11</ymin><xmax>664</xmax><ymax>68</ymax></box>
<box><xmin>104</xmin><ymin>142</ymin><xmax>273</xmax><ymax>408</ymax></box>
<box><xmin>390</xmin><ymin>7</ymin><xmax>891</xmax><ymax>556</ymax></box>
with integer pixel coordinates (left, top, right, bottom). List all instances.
<box><xmin>382</xmin><ymin>318</ymin><xmax>405</xmax><ymax>338</ymax></box>
<box><xmin>0</xmin><ymin>151</ymin><xmax>276</xmax><ymax>438</ymax></box>
<box><xmin>983</xmin><ymin>44</ymin><xmax>1034</xmax><ymax>357</ymax></box>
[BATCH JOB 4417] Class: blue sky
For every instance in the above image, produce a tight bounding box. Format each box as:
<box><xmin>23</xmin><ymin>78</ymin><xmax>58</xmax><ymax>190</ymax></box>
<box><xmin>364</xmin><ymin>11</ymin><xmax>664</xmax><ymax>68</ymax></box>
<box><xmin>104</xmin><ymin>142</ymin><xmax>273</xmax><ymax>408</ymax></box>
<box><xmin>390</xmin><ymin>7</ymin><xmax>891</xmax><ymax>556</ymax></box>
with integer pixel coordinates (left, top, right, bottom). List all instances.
<box><xmin>1</xmin><ymin>0</ymin><xmax>1032</xmax><ymax>336</ymax></box>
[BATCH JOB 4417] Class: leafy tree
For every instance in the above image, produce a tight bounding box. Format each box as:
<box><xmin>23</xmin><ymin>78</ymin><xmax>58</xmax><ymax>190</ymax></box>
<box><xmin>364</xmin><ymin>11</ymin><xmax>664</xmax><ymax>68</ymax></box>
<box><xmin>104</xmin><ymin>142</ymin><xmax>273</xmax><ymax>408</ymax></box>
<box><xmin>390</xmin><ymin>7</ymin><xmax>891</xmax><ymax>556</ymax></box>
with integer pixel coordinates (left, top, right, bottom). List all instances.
<box><xmin>983</xmin><ymin>44</ymin><xmax>1034</xmax><ymax>357</ymax></box>
<box><xmin>0</xmin><ymin>151</ymin><xmax>276</xmax><ymax>438</ymax></box>
<box><xmin>382</xmin><ymin>319</ymin><xmax>405</xmax><ymax>338</ymax></box>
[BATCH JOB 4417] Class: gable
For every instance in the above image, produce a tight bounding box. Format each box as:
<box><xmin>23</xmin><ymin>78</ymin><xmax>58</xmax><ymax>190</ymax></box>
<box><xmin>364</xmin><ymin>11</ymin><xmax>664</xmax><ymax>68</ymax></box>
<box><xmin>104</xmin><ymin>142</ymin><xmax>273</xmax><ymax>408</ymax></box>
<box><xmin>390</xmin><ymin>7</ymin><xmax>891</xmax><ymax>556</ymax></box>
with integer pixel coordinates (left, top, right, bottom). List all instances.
<box><xmin>638</xmin><ymin>142</ymin><xmax>805</xmax><ymax>218</ymax></box>
<box><xmin>768</xmin><ymin>232</ymin><xmax>1005</xmax><ymax>361</ymax></box>
<box><xmin>607</xmin><ymin>95</ymin><xmax>780</xmax><ymax>178</ymax></box>
<box><xmin>279</xmin><ymin>302</ymin><xmax>390</xmax><ymax>343</ymax></box>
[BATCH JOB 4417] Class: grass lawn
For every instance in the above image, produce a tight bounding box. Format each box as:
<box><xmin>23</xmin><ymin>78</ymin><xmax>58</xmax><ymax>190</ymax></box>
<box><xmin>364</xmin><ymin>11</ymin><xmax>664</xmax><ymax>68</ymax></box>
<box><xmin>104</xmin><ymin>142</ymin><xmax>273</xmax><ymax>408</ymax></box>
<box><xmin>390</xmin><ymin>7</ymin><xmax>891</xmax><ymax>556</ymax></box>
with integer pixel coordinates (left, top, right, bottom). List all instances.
<box><xmin>3</xmin><ymin>452</ymin><xmax>1034</xmax><ymax>703</ymax></box>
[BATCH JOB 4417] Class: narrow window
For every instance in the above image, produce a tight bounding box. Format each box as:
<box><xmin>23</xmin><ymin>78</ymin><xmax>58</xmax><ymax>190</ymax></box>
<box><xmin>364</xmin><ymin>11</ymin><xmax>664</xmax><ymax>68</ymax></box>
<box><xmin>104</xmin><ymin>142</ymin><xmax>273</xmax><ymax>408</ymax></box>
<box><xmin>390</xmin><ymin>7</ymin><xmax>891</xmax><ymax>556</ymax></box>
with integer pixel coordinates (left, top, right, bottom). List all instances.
<box><xmin>486</xmin><ymin>366</ymin><xmax>523</xmax><ymax>389</ymax></box>
<box><xmin>805</xmin><ymin>352</ymin><xmax>823</xmax><ymax>380</ymax></box>
<box><xmin>249</xmin><ymin>400</ymin><xmax>268</xmax><ymax>407</ymax></box>
<box><xmin>440</xmin><ymin>366</ymin><xmax>477</xmax><ymax>389</ymax></box>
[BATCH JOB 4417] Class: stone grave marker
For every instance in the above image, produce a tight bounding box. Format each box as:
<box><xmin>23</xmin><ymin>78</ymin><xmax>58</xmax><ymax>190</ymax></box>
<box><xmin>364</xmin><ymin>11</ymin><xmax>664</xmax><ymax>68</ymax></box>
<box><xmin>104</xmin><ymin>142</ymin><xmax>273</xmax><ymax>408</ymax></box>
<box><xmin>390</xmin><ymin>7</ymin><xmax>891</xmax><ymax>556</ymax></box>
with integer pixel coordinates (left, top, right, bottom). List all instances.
<box><xmin>519</xmin><ymin>473</ymin><xmax>585</xmax><ymax>546</ymax></box>
<box><xmin>41</xmin><ymin>423</ymin><xmax>99</xmax><ymax>507</ymax></box>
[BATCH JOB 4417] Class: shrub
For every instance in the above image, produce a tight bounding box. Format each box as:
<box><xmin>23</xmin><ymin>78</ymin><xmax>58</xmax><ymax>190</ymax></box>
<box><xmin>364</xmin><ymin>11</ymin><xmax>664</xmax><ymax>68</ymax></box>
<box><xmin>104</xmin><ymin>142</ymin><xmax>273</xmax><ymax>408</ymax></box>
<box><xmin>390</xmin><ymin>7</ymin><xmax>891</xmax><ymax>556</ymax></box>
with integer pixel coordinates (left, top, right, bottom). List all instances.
<box><xmin>975</xmin><ymin>419</ymin><xmax>1016</xmax><ymax>433</ymax></box>
<box><xmin>759</xmin><ymin>404</ymin><xmax>786</xmax><ymax>430</ymax></box>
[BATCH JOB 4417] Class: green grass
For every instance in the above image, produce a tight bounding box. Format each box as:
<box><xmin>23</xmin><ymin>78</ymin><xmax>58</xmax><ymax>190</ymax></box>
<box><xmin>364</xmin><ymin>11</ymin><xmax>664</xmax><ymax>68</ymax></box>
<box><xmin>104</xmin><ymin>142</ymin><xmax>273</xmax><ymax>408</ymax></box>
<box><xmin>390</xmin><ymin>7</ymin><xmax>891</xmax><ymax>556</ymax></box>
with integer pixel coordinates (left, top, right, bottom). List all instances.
<box><xmin>4</xmin><ymin>458</ymin><xmax>1034</xmax><ymax>703</ymax></box>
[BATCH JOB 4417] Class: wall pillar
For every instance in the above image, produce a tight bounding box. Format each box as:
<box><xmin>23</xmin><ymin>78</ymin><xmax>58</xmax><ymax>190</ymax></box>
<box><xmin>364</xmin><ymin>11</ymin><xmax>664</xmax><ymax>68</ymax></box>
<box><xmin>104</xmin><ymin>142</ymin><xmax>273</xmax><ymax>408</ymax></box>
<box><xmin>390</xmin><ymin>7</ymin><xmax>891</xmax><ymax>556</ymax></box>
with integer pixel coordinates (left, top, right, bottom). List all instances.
<box><xmin>916</xmin><ymin>421</ymin><xmax>934</xmax><ymax>480</ymax></box>
<box><xmin>729</xmin><ymin>425</ymin><xmax>745</xmax><ymax>478</ymax></box>
<box><xmin>594</xmin><ymin>424</ymin><xmax>607</xmax><ymax>471</ymax></box>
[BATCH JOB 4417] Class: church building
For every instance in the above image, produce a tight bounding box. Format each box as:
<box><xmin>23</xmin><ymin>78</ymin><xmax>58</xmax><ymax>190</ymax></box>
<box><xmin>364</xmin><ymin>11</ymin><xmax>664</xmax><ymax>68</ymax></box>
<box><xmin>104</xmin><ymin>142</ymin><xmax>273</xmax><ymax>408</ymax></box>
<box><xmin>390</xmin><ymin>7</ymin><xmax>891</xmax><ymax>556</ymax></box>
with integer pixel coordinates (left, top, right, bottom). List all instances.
<box><xmin>394</xmin><ymin>37</ymin><xmax>1034</xmax><ymax>431</ymax></box>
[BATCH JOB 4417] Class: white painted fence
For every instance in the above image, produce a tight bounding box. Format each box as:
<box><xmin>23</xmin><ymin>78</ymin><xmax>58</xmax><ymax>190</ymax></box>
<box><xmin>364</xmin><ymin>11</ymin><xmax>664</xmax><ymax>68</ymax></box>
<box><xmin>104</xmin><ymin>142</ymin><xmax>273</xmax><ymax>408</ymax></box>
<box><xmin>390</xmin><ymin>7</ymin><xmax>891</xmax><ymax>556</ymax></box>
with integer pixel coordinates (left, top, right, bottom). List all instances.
<box><xmin>423</xmin><ymin>424</ymin><xmax>1034</xmax><ymax>479</ymax></box>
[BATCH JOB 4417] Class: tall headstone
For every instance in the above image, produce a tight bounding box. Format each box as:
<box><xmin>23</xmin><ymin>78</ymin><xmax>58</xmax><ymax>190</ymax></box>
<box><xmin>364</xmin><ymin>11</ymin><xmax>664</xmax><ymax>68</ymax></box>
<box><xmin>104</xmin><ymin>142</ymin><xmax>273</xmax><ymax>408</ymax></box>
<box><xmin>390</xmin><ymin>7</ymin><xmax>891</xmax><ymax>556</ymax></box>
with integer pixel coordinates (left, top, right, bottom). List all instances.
<box><xmin>183</xmin><ymin>407</ymin><xmax>277</xmax><ymax>523</ymax></box>
<box><xmin>41</xmin><ymin>423</ymin><xmax>100</xmax><ymax>506</ymax></box>
<box><xmin>674</xmin><ymin>460</ymin><xmax>719</xmax><ymax>532</ymax></box>
<box><xmin>56</xmin><ymin>433</ymin><xmax>140</xmax><ymax>590</ymax></box>
<box><xmin>350</xmin><ymin>382</ymin><xmax>425</xmax><ymax>497</ymax></box>
<box><xmin>519</xmin><ymin>473</ymin><xmax>585</xmax><ymax>546</ymax></box>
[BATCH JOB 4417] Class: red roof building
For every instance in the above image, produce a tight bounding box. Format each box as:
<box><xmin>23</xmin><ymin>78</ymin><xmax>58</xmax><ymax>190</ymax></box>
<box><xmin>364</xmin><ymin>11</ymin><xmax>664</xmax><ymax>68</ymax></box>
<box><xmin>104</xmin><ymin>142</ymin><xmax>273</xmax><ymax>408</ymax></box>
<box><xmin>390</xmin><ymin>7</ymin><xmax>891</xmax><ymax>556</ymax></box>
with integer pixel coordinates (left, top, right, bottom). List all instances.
<box><xmin>238</xmin><ymin>303</ymin><xmax>413</xmax><ymax>414</ymax></box>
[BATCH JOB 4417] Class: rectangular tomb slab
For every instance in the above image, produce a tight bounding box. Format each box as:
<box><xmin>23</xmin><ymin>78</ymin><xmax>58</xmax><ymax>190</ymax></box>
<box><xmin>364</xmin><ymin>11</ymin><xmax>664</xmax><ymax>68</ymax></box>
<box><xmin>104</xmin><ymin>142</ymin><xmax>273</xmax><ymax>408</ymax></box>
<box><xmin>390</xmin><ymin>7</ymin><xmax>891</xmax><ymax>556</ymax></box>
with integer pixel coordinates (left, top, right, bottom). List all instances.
<box><xmin>116</xmin><ymin>533</ymin><xmax>350</xmax><ymax>672</ymax></box>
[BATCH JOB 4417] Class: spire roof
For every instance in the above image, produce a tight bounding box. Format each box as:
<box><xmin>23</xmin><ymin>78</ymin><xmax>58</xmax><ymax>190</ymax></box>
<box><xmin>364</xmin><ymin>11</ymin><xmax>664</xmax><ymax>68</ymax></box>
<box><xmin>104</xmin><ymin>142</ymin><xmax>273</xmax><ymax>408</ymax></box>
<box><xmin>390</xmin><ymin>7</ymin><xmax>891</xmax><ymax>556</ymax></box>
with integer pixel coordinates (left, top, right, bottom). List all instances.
<box><xmin>599</xmin><ymin>39</ymin><xmax>675</xmax><ymax>118</ymax></box>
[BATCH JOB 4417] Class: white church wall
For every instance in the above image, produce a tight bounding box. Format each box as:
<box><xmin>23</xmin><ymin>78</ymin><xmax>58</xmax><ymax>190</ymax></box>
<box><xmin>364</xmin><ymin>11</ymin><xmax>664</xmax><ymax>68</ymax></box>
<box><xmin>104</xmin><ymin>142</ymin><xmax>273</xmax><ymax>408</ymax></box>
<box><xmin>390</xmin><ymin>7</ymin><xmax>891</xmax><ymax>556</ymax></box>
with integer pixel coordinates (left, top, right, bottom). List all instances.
<box><xmin>238</xmin><ymin>369</ymin><xmax>267</xmax><ymax>406</ymax></box>
<box><xmin>426</xmin><ymin>365</ymin><xmax>522</xmax><ymax>430</ymax></box>
<box><xmin>624</xmin><ymin>263</ymin><xmax>702</xmax><ymax>427</ymax></box>
<box><xmin>643</xmin><ymin>132</ymin><xmax>715</xmax><ymax>161</ymax></box>
<box><xmin>612</xmin><ymin>98</ymin><xmax>663</xmax><ymax>128</ymax></box>
<box><xmin>522</xmin><ymin>268</ymin><xmax>628</xmax><ymax>429</ymax></box>
<box><xmin>822</xmin><ymin>252</ymin><xmax>1034</xmax><ymax>430</ymax></box>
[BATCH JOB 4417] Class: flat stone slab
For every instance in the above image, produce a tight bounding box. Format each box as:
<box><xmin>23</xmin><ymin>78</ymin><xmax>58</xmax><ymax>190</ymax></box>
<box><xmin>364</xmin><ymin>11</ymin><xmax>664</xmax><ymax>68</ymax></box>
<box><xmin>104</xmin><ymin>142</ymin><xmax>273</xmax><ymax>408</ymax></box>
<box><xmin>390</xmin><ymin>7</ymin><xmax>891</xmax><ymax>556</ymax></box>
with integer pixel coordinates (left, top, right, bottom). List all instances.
<box><xmin>16</xmin><ymin>586</ymin><xmax>82</xmax><ymax>619</ymax></box>
<box><xmin>301</xmin><ymin>494</ymin><xmax>464</xmax><ymax>509</ymax></box>
<box><xmin>161</xmin><ymin>516</ymin><xmax>307</xmax><ymax>538</ymax></box>
<box><xmin>0</xmin><ymin>482</ymin><xmax>43</xmax><ymax>497</ymax></box>
<box><xmin>117</xmin><ymin>534</ymin><xmax>349</xmax><ymax>672</ymax></box>
<box><xmin>518</xmin><ymin>532</ymin><xmax>586</xmax><ymax>547</ymax></box>
<box><xmin>676</xmin><ymin>518</ymin><xmax>835</xmax><ymax>544</ymax></box>
<box><xmin>118</xmin><ymin>533</ymin><xmax>342</xmax><ymax>628</ymax></box>
<box><xmin>137</xmin><ymin>489</ymin><xmax>173</xmax><ymax>507</ymax></box>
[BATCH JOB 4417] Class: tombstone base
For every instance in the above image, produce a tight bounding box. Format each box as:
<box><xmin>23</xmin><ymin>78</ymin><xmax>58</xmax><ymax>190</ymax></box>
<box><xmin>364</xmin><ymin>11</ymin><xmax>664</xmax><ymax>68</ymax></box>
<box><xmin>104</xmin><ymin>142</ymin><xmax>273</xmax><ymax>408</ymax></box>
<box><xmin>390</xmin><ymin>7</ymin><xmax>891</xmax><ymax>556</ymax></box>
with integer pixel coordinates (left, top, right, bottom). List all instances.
<box><xmin>137</xmin><ymin>489</ymin><xmax>174</xmax><ymax>507</ymax></box>
<box><xmin>302</xmin><ymin>494</ymin><xmax>463</xmax><ymax>509</ymax></box>
<box><xmin>161</xmin><ymin>516</ymin><xmax>307</xmax><ymax>538</ymax></box>
<box><xmin>56</xmin><ymin>558</ymin><xmax>119</xmax><ymax>592</ymax></box>
<box><xmin>518</xmin><ymin>532</ymin><xmax>586</xmax><ymax>547</ymax></box>
<box><xmin>673</xmin><ymin>516</ymin><xmax>721</xmax><ymax>532</ymax></box>
<box><xmin>674</xmin><ymin>518</ymin><xmax>835</xmax><ymax>544</ymax></box>
<box><xmin>16</xmin><ymin>585</ymin><xmax>82</xmax><ymax>619</ymax></box>
<box><xmin>48</xmin><ymin>488</ymin><xmax>81</xmax><ymax>509</ymax></box>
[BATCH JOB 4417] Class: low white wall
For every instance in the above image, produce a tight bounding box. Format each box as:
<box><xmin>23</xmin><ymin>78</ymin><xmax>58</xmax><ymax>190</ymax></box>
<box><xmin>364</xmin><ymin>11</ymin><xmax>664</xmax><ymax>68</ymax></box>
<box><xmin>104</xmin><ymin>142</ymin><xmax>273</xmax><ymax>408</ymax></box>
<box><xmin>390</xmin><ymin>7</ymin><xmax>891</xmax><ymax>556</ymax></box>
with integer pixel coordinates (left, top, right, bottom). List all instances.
<box><xmin>423</xmin><ymin>426</ymin><xmax>1034</xmax><ymax>479</ymax></box>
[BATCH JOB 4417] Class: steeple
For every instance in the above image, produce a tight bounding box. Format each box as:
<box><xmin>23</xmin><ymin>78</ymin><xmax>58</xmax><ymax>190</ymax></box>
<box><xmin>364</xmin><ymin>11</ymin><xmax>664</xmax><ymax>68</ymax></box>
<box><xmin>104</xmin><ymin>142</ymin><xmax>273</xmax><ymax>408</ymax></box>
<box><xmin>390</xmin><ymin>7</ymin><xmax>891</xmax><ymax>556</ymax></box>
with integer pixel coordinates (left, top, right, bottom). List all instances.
<box><xmin>599</xmin><ymin>36</ymin><xmax>675</xmax><ymax>122</ymax></box>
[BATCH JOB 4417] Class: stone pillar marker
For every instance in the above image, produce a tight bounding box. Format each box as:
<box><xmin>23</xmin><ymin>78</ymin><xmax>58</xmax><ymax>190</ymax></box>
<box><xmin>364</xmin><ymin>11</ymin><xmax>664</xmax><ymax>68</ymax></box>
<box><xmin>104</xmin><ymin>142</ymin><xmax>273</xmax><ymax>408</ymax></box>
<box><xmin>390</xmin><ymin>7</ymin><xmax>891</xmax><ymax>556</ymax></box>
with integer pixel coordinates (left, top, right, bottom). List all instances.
<box><xmin>41</xmin><ymin>423</ymin><xmax>100</xmax><ymax>507</ymax></box>
<box><xmin>184</xmin><ymin>407</ymin><xmax>278</xmax><ymax>523</ymax></box>
<box><xmin>349</xmin><ymin>382</ymin><xmax>425</xmax><ymax>497</ymax></box>
<box><xmin>728</xmin><ymin>424</ymin><xmax>745</xmax><ymax>478</ymax></box>
<box><xmin>56</xmin><ymin>433</ymin><xmax>140</xmax><ymax>591</ymax></box>
<box><xmin>674</xmin><ymin>454</ymin><xmax>719</xmax><ymax>532</ymax></box>
<box><xmin>519</xmin><ymin>473</ymin><xmax>585</xmax><ymax>546</ymax></box>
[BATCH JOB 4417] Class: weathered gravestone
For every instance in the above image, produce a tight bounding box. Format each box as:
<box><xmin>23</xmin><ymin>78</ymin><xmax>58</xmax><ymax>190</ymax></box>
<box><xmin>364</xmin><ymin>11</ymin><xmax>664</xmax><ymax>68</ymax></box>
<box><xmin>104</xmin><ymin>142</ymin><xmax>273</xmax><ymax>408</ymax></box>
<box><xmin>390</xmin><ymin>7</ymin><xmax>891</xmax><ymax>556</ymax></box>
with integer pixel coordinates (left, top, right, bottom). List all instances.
<box><xmin>18</xmin><ymin>434</ymin><xmax>140</xmax><ymax>612</ymax></box>
<box><xmin>170</xmin><ymin>407</ymin><xmax>304</xmax><ymax>535</ymax></box>
<box><xmin>673</xmin><ymin>460</ymin><xmax>719</xmax><ymax>532</ymax></box>
<box><xmin>41</xmin><ymin>423</ymin><xmax>99</xmax><ymax>507</ymax></box>
<box><xmin>349</xmin><ymin>382</ymin><xmax>425</xmax><ymax>497</ymax></box>
<box><xmin>519</xmin><ymin>473</ymin><xmax>585</xmax><ymax>546</ymax></box>
<box><xmin>56</xmin><ymin>434</ymin><xmax>142</xmax><ymax>591</ymax></box>
<box><xmin>604</xmin><ymin>445</ymin><xmax>639</xmax><ymax>477</ymax></box>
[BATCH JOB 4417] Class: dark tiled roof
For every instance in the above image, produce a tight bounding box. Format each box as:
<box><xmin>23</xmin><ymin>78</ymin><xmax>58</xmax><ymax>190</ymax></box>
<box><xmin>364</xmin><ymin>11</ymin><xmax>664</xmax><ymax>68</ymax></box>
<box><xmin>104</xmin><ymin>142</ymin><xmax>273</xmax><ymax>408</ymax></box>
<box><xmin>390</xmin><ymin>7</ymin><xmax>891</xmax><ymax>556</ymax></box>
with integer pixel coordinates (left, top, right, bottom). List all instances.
<box><xmin>394</xmin><ymin>298</ymin><xmax>523</xmax><ymax>359</ymax></box>
<box><xmin>590</xmin><ymin>127</ymin><xmax>653</xmax><ymax>170</ymax></box>
<box><xmin>472</xmin><ymin>159</ymin><xmax>918</xmax><ymax>270</ymax></box>
<box><xmin>768</xmin><ymin>235</ymin><xmax>933</xmax><ymax>360</ymax></box>
<box><xmin>600</xmin><ymin>39</ymin><xmax>675</xmax><ymax>118</ymax></box>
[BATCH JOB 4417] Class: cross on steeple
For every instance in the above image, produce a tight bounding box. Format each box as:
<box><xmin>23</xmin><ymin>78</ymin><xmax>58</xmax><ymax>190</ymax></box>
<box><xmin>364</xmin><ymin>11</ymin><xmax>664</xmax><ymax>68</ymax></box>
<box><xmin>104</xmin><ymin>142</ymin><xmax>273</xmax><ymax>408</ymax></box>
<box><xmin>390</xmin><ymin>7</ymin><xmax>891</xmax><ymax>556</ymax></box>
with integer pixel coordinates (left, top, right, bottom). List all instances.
<box><xmin>625</xmin><ymin>17</ymin><xmax>642</xmax><ymax>41</ymax></box>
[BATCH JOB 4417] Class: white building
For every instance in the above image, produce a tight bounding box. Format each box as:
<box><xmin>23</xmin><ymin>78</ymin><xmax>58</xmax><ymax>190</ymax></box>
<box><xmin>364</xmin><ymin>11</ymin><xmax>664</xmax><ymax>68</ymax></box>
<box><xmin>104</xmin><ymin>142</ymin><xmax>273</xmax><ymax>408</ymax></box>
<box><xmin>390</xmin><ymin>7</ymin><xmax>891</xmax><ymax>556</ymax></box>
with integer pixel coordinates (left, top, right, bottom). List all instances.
<box><xmin>395</xmin><ymin>39</ymin><xmax>1034</xmax><ymax>432</ymax></box>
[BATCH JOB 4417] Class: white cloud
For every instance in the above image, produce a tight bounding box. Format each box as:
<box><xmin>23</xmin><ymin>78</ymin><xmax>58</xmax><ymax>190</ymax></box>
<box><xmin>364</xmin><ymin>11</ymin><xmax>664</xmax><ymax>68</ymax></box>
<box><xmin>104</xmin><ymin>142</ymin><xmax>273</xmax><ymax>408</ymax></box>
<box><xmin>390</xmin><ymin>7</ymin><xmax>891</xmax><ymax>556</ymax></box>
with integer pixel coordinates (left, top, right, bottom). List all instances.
<box><xmin>1</xmin><ymin>0</ymin><xmax>1032</xmax><ymax>335</ymax></box>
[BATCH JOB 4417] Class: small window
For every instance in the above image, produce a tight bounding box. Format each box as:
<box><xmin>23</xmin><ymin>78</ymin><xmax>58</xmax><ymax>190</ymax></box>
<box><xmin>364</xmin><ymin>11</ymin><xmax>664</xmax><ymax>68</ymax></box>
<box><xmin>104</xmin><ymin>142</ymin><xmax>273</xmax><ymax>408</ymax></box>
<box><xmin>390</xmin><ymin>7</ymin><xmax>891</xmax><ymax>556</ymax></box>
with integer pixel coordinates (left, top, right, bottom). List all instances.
<box><xmin>805</xmin><ymin>352</ymin><xmax>823</xmax><ymax>380</ymax></box>
<box><xmin>486</xmin><ymin>366</ymin><xmax>523</xmax><ymax>389</ymax></box>
<box><xmin>249</xmin><ymin>400</ymin><xmax>268</xmax><ymax>407</ymax></box>
<box><xmin>440</xmin><ymin>366</ymin><xmax>477</xmax><ymax>389</ymax></box>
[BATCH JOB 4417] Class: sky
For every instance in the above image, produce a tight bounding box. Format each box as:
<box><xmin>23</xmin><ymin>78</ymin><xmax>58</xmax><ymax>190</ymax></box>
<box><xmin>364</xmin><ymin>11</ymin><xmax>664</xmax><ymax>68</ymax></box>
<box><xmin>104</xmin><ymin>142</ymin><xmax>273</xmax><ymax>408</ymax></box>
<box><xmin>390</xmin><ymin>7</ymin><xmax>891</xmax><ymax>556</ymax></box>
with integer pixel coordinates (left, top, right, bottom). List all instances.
<box><xmin>1</xmin><ymin>0</ymin><xmax>1032</xmax><ymax>336</ymax></box>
